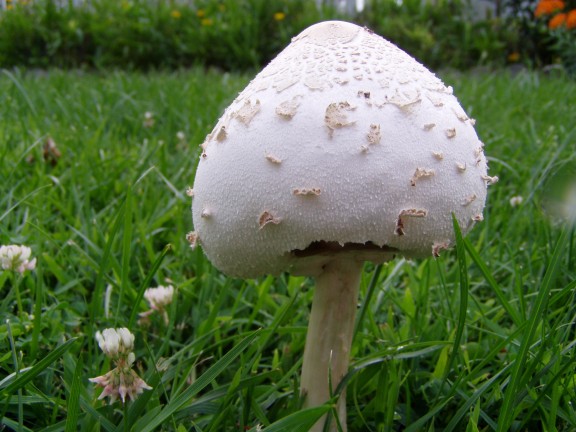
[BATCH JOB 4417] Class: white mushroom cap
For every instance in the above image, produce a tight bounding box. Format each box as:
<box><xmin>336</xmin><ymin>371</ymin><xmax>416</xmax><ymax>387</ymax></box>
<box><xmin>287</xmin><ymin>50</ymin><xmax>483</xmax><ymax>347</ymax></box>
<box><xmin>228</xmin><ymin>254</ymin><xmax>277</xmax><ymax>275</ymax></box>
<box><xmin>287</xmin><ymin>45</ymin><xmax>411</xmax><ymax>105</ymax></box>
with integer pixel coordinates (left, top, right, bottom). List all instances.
<box><xmin>191</xmin><ymin>21</ymin><xmax>491</xmax><ymax>278</ymax></box>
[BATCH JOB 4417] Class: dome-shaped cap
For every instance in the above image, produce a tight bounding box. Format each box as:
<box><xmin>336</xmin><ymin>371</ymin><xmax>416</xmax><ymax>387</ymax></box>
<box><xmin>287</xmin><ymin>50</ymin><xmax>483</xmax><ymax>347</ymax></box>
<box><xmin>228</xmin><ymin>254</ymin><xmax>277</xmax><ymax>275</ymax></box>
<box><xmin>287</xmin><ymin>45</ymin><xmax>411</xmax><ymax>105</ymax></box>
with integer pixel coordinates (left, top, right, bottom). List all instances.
<box><xmin>191</xmin><ymin>21</ymin><xmax>494</xmax><ymax>278</ymax></box>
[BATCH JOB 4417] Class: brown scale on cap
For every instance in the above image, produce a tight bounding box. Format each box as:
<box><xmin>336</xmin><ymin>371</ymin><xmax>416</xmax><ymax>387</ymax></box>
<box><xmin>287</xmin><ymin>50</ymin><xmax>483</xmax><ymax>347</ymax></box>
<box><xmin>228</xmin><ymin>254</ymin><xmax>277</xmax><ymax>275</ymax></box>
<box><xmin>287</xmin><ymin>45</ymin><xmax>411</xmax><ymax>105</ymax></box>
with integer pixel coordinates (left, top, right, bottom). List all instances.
<box><xmin>235</xmin><ymin>99</ymin><xmax>261</xmax><ymax>125</ymax></box>
<box><xmin>463</xmin><ymin>194</ymin><xmax>477</xmax><ymax>206</ymax></box>
<box><xmin>432</xmin><ymin>241</ymin><xmax>450</xmax><ymax>258</ymax></box>
<box><xmin>276</xmin><ymin>97</ymin><xmax>302</xmax><ymax>120</ymax></box>
<box><xmin>333</xmin><ymin>77</ymin><xmax>349</xmax><ymax>85</ymax></box>
<box><xmin>293</xmin><ymin>187</ymin><xmax>322</xmax><ymax>196</ymax></box>
<box><xmin>453</xmin><ymin>109</ymin><xmax>471</xmax><ymax>123</ymax></box>
<box><xmin>427</xmin><ymin>94</ymin><xmax>444</xmax><ymax>107</ymax></box>
<box><xmin>482</xmin><ymin>175</ymin><xmax>499</xmax><ymax>185</ymax></box>
<box><xmin>186</xmin><ymin>231</ymin><xmax>199</xmax><ymax>249</ymax></box>
<box><xmin>395</xmin><ymin>208</ymin><xmax>428</xmax><ymax>236</ymax></box>
<box><xmin>367</xmin><ymin>124</ymin><xmax>381</xmax><ymax>145</ymax></box>
<box><xmin>259</xmin><ymin>211</ymin><xmax>282</xmax><ymax>229</ymax></box>
<box><xmin>357</xmin><ymin>90</ymin><xmax>371</xmax><ymax>99</ymax></box>
<box><xmin>445</xmin><ymin>128</ymin><xmax>457</xmax><ymax>139</ymax></box>
<box><xmin>265</xmin><ymin>153</ymin><xmax>282</xmax><ymax>164</ymax></box>
<box><xmin>386</xmin><ymin>89</ymin><xmax>421</xmax><ymax>111</ymax></box>
<box><xmin>410</xmin><ymin>168</ymin><xmax>435</xmax><ymax>186</ymax></box>
<box><xmin>215</xmin><ymin>126</ymin><xmax>227</xmax><ymax>142</ymax></box>
<box><xmin>325</xmin><ymin>102</ymin><xmax>356</xmax><ymax>136</ymax></box>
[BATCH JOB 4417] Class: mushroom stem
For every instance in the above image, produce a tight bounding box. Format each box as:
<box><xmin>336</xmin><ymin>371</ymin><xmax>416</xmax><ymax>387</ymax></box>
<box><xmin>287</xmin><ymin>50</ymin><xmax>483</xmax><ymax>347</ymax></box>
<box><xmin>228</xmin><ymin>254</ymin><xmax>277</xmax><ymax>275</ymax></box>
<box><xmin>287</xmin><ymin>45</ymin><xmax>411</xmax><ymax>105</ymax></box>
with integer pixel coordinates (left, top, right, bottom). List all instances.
<box><xmin>301</xmin><ymin>258</ymin><xmax>364</xmax><ymax>432</ymax></box>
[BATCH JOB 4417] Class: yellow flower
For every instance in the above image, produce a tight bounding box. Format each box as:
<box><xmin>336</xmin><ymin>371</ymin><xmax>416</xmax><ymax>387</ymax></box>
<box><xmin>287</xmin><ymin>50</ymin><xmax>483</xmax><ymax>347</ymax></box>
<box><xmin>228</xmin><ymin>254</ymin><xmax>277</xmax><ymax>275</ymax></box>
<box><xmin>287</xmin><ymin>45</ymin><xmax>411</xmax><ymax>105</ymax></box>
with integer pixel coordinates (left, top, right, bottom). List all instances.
<box><xmin>171</xmin><ymin>10</ymin><xmax>182</xmax><ymax>19</ymax></box>
<box><xmin>218</xmin><ymin>4</ymin><xmax>226</xmax><ymax>12</ymax></box>
<box><xmin>507</xmin><ymin>52</ymin><xmax>520</xmax><ymax>62</ymax></box>
<box><xmin>196</xmin><ymin>9</ymin><xmax>206</xmax><ymax>18</ymax></box>
<box><xmin>201</xmin><ymin>18</ymin><xmax>213</xmax><ymax>26</ymax></box>
<box><xmin>274</xmin><ymin>12</ymin><xmax>286</xmax><ymax>21</ymax></box>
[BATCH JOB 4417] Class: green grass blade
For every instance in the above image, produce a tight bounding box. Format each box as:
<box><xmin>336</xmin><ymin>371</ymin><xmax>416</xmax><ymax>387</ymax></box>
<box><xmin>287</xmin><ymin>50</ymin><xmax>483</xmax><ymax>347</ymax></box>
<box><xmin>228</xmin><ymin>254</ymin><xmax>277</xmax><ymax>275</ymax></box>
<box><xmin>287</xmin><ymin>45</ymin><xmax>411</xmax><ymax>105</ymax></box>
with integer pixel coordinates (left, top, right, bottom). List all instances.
<box><xmin>0</xmin><ymin>338</ymin><xmax>78</xmax><ymax>396</ymax></box>
<box><xmin>354</xmin><ymin>264</ymin><xmax>383</xmax><ymax>337</ymax></box>
<box><xmin>0</xmin><ymin>417</ymin><xmax>34</xmax><ymax>432</ymax></box>
<box><xmin>498</xmin><ymin>227</ymin><xmax>571</xmax><ymax>431</ymax></box>
<box><xmin>89</xmin><ymin>199</ymin><xmax>126</xmax><ymax>332</ymax></box>
<box><xmin>444</xmin><ymin>215</ymin><xmax>469</xmax><ymax>379</ymax></box>
<box><xmin>445</xmin><ymin>363</ymin><xmax>513</xmax><ymax>431</ymax></box>
<box><xmin>258</xmin><ymin>406</ymin><xmax>331</xmax><ymax>432</ymax></box>
<box><xmin>404</xmin><ymin>397</ymin><xmax>454</xmax><ymax>432</ymax></box>
<box><xmin>463</xmin><ymin>236</ymin><xmax>522</xmax><ymax>326</ymax></box>
<box><xmin>1</xmin><ymin>70</ymin><xmax>38</xmax><ymax>117</ymax></box>
<box><xmin>64</xmin><ymin>357</ymin><xmax>83</xmax><ymax>432</ymax></box>
<box><xmin>133</xmin><ymin>330</ymin><xmax>260</xmax><ymax>432</ymax></box>
<box><xmin>116</xmin><ymin>187</ymin><xmax>134</xmax><ymax>322</ymax></box>
<box><xmin>430</xmin><ymin>215</ymin><xmax>471</xmax><ymax>404</ymax></box>
<box><xmin>127</xmin><ymin>243</ymin><xmax>172</xmax><ymax>328</ymax></box>
<box><xmin>79</xmin><ymin>397</ymin><xmax>116</xmax><ymax>432</ymax></box>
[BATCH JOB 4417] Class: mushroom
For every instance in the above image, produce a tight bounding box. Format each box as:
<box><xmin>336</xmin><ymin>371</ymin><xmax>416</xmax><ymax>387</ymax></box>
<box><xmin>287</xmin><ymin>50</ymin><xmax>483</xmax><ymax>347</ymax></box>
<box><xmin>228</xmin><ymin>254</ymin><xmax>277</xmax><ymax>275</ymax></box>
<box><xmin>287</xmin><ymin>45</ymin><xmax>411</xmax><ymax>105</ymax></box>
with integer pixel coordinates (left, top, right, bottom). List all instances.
<box><xmin>190</xmin><ymin>21</ymin><xmax>493</xmax><ymax>431</ymax></box>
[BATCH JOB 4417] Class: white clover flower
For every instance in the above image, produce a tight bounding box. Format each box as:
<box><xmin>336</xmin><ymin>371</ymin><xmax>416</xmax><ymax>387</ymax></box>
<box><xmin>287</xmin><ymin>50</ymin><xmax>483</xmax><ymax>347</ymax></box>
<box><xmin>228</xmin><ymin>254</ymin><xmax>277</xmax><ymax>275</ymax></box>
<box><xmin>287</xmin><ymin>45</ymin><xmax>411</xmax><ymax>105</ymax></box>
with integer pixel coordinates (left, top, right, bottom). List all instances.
<box><xmin>95</xmin><ymin>328</ymin><xmax>134</xmax><ymax>358</ymax></box>
<box><xmin>0</xmin><ymin>245</ymin><xmax>37</xmax><ymax>274</ymax></box>
<box><xmin>509</xmin><ymin>196</ymin><xmax>523</xmax><ymax>207</ymax></box>
<box><xmin>144</xmin><ymin>285</ymin><xmax>174</xmax><ymax>311</ymax></box>
<box><xmin>140</xmin><ymin>285</ymin><xmax>175</xmax><ymax>326</ymax></box>
<box><xmin>143</xmin><ymin>111</ymin><xmax>155</xmax><ymax>128</ymax></box>
<box><xmin>91</xmin><ymin>327</ymin><xmax>151</xmax><ymax>404</ymax></box>
<box><xmin>176</xmin><ymin>131</ymin><xmax>186</xmax><ymax>142</ymax></box>
<box><xmin>116</xmin><ymin>328</ymin><xmax>135</xmax><ymax>351</ymax></box>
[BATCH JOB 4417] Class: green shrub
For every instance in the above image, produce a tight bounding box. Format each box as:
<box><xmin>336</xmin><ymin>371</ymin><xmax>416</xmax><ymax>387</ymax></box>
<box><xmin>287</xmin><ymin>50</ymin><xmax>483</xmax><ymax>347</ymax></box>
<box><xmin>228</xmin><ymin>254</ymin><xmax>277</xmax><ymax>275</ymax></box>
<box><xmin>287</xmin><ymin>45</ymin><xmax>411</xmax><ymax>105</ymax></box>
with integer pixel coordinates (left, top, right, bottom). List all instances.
<box><xmin>0</xmin><ymin>0</ymin><xmax>342</xmax><ymax>70</ymax></box>
<box><xmin>505</xmin><ymin>0</ymin><xmax>576</xmax><ymax>74</ymax></box>
<box><xmin>0</xmin><ymin>0</ymin><xmax>514</xmax><ymax>71</ymax></box>
<box><xmin>357</xmin><ymin>0</ymin><xmax>511</xmax><ymax>70</ymax></box>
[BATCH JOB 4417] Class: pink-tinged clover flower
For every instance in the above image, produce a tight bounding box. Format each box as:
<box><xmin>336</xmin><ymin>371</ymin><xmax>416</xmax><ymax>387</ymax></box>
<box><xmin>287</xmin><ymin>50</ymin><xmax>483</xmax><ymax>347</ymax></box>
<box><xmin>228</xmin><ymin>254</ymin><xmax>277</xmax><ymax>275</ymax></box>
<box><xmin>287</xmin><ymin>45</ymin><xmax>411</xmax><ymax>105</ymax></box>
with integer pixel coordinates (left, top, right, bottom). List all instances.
<box><xmin>144</xmin><ymin>285</ymin><xmax>174</xmax><ymax>311</ymax></box>
<box><xmin>0</xmin><ymin>245</ymin><xmax>37</xmax><ymax>274</ymax></box>
<box><xmin>139</xmin><ymin>285</ymin><xmax>175</xmax><ymax>325</ymax></box>
<box><xmin>89</xmin><ymin>367</ymin><xmax>152</xmax><ymax>404</ymax></box>
<box><xmin>90</xmin><ymin>328</ymin><xmax>151</xmax><ymax>404</ymax></box>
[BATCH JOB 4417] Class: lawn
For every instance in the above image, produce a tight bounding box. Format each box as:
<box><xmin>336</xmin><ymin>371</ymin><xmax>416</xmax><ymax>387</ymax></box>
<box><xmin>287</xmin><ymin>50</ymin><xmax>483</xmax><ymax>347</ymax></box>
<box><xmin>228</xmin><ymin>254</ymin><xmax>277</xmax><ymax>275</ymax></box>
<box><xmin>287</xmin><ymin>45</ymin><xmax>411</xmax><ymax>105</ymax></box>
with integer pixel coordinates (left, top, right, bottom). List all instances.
<box><xmin>0</xmin><ymin>67</ymin><xmax>575</xmax><ymax>431</ymax></box>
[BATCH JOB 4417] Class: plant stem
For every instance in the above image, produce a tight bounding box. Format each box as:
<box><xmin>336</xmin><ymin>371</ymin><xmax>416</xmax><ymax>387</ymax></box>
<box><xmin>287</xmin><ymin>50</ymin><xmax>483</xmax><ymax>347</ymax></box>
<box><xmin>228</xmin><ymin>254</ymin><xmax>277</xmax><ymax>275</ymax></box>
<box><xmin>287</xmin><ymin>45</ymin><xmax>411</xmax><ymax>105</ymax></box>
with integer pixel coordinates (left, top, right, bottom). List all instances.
<box><xmin>13</xmin><ymin>274</ymin><xmax>24</xmax><ymax>319</ymax></box>
<box><xmin>300</xmin><ymin>258</ymin><xmax>364</xmax><ymax>432</ymax></box>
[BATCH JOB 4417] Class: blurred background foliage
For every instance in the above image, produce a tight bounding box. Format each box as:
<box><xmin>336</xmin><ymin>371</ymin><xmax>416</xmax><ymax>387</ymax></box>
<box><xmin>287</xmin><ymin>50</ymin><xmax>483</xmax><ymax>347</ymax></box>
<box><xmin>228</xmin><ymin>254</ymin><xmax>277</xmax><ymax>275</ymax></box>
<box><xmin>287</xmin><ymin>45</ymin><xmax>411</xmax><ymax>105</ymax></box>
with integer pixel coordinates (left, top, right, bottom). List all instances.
<box><xmin>0</xmin><ymin>0</ymin><xmax>574</xmax><ymax>73</ymax></box>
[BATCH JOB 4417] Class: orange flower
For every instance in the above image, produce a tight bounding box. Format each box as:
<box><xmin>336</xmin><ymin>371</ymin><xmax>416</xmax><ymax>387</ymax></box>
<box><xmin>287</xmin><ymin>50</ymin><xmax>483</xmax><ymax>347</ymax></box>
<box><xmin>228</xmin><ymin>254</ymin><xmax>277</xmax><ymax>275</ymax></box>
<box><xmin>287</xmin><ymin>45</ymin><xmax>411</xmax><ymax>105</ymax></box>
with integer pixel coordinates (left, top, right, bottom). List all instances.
<box><xmin>549</xmin><ymin>12</ymin><xmax>567</xmax><ymax>28</ymax></box>
<box><xmin>535</xmin><ymin>0</ymin><xmax>565</xmax><ymax>17</ymax></box>
<box><xmin>566</xmin><ymin>9</ymin><xmax>576</xmax><ymax>28</ymax></box>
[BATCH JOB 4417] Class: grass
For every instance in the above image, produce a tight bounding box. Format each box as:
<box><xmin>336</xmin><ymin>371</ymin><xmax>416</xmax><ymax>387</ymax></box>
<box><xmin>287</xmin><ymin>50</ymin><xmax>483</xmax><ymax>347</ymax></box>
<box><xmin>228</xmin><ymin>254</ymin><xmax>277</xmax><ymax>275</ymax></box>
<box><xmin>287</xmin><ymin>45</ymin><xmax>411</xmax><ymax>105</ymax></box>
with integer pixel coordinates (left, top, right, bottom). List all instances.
<box><xmin>0</xmin><ymin>67</ymin><xmax>575</xmax><ymax>431</ymax></box>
